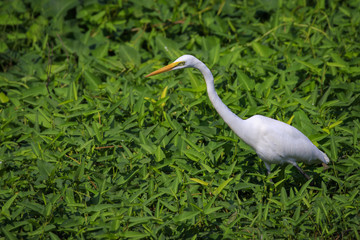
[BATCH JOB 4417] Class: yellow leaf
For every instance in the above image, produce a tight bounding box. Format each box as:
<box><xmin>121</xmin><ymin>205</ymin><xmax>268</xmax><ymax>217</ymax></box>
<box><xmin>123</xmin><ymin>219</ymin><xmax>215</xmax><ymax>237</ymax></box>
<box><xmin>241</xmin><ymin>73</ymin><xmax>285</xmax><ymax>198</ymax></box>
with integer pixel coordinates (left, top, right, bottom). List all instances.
<box><xmin>190</xmin><ymin>178</ymin><xmax>209</xmax><ymax>186</ymax></box>
<box><xmin>160</xmin><ymin>86</ymin><xmax>168</xmax><ymax>107</ymax></box>
<box><xmin>286</xmin><ymin>115</ymin><xmax>295</xmax><ymax>125</ymax></box>
<box><xmin>322</xmin><ymin>120</ymin><xmax>342</xmax><ymax>134</ymax></box>
<box><xmin>144</xmin><ymin>97</ymin><xmax>156</xmax><ymax>103</ymax></box>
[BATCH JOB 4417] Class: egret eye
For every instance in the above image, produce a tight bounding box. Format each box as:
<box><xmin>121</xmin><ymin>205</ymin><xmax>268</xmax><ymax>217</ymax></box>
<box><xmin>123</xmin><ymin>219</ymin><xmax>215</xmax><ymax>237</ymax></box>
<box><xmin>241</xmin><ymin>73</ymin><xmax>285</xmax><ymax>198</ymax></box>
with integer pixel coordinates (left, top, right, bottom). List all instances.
<box><xmin>177</xmin><ymin>61</ymin><xmax>185</xmax><ymax>66</ymax></box>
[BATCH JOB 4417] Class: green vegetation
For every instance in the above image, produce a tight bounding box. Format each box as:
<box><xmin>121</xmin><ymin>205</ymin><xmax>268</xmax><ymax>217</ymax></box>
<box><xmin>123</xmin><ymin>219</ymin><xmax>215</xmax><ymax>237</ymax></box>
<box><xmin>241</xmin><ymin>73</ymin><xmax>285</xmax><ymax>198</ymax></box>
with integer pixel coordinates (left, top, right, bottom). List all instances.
<box><xmin>1</xmin><ymin>0</ymin><xmax>359</xmax><ymax>239</ymax></box>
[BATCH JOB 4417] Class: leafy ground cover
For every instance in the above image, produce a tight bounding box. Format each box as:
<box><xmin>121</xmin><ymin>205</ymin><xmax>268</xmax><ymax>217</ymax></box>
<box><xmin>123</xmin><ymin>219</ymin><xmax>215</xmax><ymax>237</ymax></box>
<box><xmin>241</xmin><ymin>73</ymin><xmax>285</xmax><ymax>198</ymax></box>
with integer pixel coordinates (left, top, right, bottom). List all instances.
<box><xmin>1</xmin><ymin>0</ymin><xmax>359</xmax><ymax>239</ymax></box>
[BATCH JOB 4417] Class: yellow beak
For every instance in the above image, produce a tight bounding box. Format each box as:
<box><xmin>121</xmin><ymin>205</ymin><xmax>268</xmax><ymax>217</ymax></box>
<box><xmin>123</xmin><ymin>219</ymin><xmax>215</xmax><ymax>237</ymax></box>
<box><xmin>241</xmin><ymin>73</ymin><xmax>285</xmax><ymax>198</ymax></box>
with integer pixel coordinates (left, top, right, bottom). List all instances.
<box><xmin>145</xmin><ymin>61</ymin><xmax>182</xmax><ymax>77</ymax></box>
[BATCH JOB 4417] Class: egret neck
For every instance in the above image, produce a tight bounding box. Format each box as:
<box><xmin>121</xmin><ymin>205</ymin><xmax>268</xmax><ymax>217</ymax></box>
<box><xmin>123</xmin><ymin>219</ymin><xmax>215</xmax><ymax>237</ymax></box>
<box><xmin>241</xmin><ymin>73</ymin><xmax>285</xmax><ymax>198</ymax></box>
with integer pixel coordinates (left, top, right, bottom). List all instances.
<box><xmin>195</xmin><ymin>60</ymin><xmax>250</xmax><ymax>143</ymax></box>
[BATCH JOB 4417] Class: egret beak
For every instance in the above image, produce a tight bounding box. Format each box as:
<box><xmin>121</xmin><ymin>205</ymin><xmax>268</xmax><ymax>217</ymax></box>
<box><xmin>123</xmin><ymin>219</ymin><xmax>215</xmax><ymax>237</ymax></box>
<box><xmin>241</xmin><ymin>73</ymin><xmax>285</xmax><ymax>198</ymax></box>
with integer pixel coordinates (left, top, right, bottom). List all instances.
<box><xmin>145</xmin><ymin>61</ymin><xmax>182</xmax><ymax>77</ymax></box>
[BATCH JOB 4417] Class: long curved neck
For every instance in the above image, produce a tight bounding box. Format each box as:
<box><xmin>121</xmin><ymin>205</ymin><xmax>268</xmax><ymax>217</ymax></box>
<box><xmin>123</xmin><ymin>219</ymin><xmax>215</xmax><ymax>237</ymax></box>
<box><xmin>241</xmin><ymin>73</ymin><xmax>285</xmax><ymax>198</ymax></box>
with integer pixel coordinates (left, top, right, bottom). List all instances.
<box><xmin>195</xmin><ymin>61</ymin><xmax>245</xmax><ymax>133</ymax></box>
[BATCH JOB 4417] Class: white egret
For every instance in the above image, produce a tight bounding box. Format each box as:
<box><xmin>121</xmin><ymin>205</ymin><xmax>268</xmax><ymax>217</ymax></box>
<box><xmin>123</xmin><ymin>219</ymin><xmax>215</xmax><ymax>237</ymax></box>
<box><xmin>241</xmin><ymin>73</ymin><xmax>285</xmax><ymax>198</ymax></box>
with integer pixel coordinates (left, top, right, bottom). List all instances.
<box><xmin>146</xmin><ymin>55</ymin><xmax>330</xmax><ymax>179</ymax></box>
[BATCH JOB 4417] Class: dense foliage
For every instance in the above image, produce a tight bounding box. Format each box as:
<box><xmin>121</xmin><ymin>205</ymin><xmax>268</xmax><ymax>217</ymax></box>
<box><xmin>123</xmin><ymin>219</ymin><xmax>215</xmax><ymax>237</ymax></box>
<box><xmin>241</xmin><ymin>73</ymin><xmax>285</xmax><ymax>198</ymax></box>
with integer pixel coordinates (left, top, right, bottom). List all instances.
<box><xmin>1</xmin><ymin>0</ymin><xmax>359</xmax><ymax>239</ymax></box>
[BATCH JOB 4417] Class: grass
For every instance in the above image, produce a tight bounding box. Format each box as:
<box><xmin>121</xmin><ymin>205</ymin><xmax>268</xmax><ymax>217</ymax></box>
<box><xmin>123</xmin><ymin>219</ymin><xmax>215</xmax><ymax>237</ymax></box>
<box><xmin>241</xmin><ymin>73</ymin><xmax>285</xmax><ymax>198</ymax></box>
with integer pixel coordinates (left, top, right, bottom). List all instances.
<box><xmin>0</xmin><ymin>0</ymin><xmax>360</xmax><ymax>239</ymax></box>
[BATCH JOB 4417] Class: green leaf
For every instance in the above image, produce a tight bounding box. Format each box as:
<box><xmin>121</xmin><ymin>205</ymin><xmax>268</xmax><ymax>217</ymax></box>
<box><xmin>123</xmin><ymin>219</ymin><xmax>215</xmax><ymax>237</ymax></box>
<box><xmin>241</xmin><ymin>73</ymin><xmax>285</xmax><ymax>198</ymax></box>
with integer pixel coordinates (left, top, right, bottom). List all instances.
<box><xmin>83</xmin><ymin>70</ymin><xmax>101</xmax><ymax>90</ymax></box>
<box><xmin>295</xmin><ymin>59</ymin><xmax>321</xmax><ymax>74</ymax></box>
<box><xmin>204</xmin><ymin>206</ymin><xmax>223</xmax><ymax>215</ymax></box>
<box><xmin>119</xmin><ymin>231</ymin><xmax>150</xmax><ymax>238</ymax></box>
<box><xmin>252</xmin><ymin>42</ymin><xmax>275</xmax><ymax>57</ymax></box>
<box><xmin>0</xmin><ymin>92</ymin><xmax>9</xmax><ymax>103</ymax></box>
<box><xmin>236</xmin><ymin>70</ymin><xmax>254</xmax><ymax>91</ymax></box>
<box><xmin>0</xmin><ymin>15</ymin><xmax>23</xmax><ymax>25</ymax></box>
<box><xmin>213</xmin><ymin>177</ymin><xmax>233</xmax><ymax>196</ymax></box>
<box><xmin>155</xmin><ymin>145</ymin><xmax>165</xmax><ymax>161</ymax></box>
<box><xmin>173</xmin><ymin>211</ymin><xmax>201</xmax><ymax>222</ymax></box>
<box><xmin>118</xmin><ymin>44</ymin><xmax>140</xmax><ymax>68</ymax></box>
<box><xmin>155</xmin><ymin>36</ymin><xmax>182</xmax><ymax>59</ymax></box>
<box><xmin>37</xmin><ymin>160</ymin><xmax>55</xmax><ymax>181</ymax></box>
<box><xmin>1</xmin><ymin>193</ymin><xmax>18</xmax><ymax>217</ymax></box>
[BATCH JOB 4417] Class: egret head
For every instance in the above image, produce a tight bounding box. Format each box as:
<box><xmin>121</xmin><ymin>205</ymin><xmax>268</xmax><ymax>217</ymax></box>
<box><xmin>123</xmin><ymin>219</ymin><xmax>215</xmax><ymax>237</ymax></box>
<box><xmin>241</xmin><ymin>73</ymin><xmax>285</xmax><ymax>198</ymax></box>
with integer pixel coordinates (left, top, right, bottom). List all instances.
<box><xmin>145</xmin><ymin>55</ymin><xmax>199</xmax><ymax>77</ymax></box>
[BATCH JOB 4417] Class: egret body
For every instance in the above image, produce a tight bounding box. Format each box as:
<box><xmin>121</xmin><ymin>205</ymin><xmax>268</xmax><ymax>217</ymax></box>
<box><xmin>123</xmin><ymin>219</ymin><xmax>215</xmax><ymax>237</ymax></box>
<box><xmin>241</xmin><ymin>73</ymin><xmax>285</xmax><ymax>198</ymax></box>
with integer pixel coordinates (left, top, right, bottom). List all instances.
<box><xmin>146</xmin><ymin>55</ymin><xmax>330</xmax><ymax>179</ymax></box>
